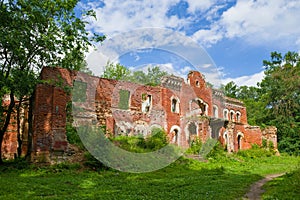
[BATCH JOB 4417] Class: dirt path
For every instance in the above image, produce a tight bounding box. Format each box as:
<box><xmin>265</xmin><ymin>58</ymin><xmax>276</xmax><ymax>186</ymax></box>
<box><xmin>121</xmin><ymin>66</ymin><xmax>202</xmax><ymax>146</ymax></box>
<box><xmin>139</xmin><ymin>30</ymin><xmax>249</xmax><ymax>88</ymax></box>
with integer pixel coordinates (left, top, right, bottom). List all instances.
<box><xmin>243</xmin><ymin>173</ymin><xmax>285</xmax><ymax>200</ymax></box>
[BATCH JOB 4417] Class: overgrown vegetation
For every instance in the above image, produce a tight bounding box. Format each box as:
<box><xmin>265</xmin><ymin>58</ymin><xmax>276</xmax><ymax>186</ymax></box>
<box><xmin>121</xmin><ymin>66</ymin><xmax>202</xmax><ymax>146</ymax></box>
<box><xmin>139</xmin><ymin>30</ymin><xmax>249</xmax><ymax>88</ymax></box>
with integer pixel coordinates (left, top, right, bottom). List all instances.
<box><xmin>102</xmin><ymin>62</ymin><xmax>169</xmax><ymax>86</ymax></box>
<box><xmin>222</xmin><ymin>51</ymin><xmax>300</xmax><ymax>155</ymax></box>
<box><xmin>0</xmin><ymin>148</ymin><xmax>299</xmax><ymax>199</ymax></box>
<box><xmin>0</xmin><ymin>0</ymin><xmax>105</xmax><ymax>163</ymax></box>
<box><xmin>110</xmin><ymin>128</ymin><xmax>169</xmax><ymax>153</ymax></box>
<box><xmin>263</xmin><ymin>166</ymin><xmax>300</xmax><ymax>199</ymax></box>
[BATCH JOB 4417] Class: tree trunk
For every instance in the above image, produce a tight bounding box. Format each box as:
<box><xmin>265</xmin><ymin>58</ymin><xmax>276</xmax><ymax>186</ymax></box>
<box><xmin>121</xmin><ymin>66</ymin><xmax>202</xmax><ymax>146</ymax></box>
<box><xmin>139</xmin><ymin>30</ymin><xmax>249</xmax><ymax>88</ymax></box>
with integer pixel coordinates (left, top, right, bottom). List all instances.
<box><xmin>0</xmin><ymin>91</ymin><xmax>15</xmax><ymax>164</ymax></box>
<box><xmin>17</xmin><ymin>98</ymin><xmax>23</xmax><ymax>158</ymax></box>
<box><xmin>25</xmin><ymin>93</ymin><xmax>34</xmax><ymax>161</ymax></box>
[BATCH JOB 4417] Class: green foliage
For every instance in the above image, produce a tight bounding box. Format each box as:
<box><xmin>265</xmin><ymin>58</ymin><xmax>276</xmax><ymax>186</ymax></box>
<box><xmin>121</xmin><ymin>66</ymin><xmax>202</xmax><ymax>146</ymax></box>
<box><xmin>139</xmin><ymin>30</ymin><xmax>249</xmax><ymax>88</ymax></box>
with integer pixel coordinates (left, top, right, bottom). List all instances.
<box><xmin>102</xmin><ymin>62</ymin><xmax>131</xmax><ymax>80</ymax></box>
<box><xmin>278</xmin><ymin>135</ymin><xmax>300</xmax><ymax>156</ymax></box>
<box><xmin>186</xmin><ymin>137</ymin><xmax>202</xmax><ymax>154</ymax></box>
<box><xmin>221</xmin><ymin>81</ymin><xmax>239</xmax><ymax>98</ymax></box>
<box><xmin>110</xmin><ymin>128</ymin><xmax>168</xmax><ymax>153</ymax></box>
<box><xmin>0</xmin><ymin>0</ymin><xmax>104</xmax><ymax>162</ymax></box>
<box><xmin>263</xmin><ymin>166</ymin><xmax>300</xmax><ymax>199</ymax></box>
<box><xmin>145</xmin><ymin>128</ymin><xmax>168</xmax><ymax>150</ymax></box>
<box><xmin>1</xmin><ymin>154</ymin><xmax>299</xmax><ymax>199</ymax></box>
<box><xmin>262</xmin><ymin>139</ymin><xmax>268</xmax><ymax>149</ymax></box>
<box><xmin>83</xmin><ymin>152</ymin><xmax>110</xmax><ymax>171</ymax></box>
<box><xmin>205</xmin><ymin>141</ymin><xmax>227</xmax><ymax>160</ymax></box>
<box><xmin>236</xmin><ymin>145</ymin><xmax>274</xmax><ymax>159</ymax></box>
<box><xmin>222</xmin><ymin>51</ymin><xmax>300</xmax><ymax>155</ymax></box>
<box><xmin>118</xmin><ymin>90</ymin><xmax>130</xmax><ymax>110</ymax></box>
<box><xmin>102</xmin><ymin>63</ymin><xmax>169</xmax><ymax>86</ymax></box>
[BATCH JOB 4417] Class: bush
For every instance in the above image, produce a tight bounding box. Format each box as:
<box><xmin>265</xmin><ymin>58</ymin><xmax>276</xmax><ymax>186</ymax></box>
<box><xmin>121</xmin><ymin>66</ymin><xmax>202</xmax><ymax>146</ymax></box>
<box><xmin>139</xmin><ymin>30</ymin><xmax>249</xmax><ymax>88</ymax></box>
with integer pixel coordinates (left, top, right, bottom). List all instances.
<box><xmin>83</xmin><ymin>152</ymin><xmax>110</xmax><ymax>171</ymax></box>
<box><xmin>112</xmin><ymin>135</ymin><xmax>147</xmax><ymax>153</ymax></box>
<box><xmin>205</xmin><ymin>141</ymin><xmax>227</xmax><ymax>160</ymax></box>
<box><xmin>278</xmin><ymin>136</ymin><xmax>300</xmax><ymax>156</ymax></box>
<box><xmin>186</xmin><ymin>137</ymin><xmax>202</xmax><ymax>154</ymax></box>
<box><xmin>145</xmin><ymin>128</ymin><xmax>168</xmax><ymax>150</ymax></box>
<box><xmin>110</xmin><ymin>128</ymin><xmax>168</xmax><ymax>152</ymax></box>
<box><xmin>237</xmin><ymin>145</ymin><xmax>274</xmax><ymax>159</ymax></box>
<box><xmin>66</xmin><ymin>123</ymin><xmax>85</xmax><ymax>149</ymax></box>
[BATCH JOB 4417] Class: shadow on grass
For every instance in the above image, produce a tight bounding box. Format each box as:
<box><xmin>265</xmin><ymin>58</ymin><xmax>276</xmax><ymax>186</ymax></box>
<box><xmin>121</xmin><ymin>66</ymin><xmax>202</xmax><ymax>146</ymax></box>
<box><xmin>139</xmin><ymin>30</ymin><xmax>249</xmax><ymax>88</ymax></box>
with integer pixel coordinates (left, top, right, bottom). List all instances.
<box><xmin>0</xmin><ymin>158</ymin><xmax>263</xmax><ymax>200</ymax></box>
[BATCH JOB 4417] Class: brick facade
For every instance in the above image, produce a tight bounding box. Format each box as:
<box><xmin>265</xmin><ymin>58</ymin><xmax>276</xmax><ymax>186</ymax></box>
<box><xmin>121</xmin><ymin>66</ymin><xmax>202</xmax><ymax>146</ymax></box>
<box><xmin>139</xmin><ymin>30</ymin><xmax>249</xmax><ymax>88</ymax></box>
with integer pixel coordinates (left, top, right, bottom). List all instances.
<box><xmin>1</xmin><ymin>67</ymin><xmax>278</xmax><ymax>161</ymax></box>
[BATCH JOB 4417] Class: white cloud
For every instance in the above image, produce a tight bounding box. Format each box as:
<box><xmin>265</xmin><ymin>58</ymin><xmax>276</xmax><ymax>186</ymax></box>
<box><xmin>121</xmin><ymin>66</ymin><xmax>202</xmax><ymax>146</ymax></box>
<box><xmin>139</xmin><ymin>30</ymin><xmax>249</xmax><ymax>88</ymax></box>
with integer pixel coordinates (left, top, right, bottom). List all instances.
<box><xmin>222</xmin><ymin>71</ymin><xmax>265</xmax><ymax>87</ymax></box>
<box><xmin>192</xmin><ymin>28</ymin><xmax>223</xmax><ymax>46</ymax></box>
<box><xmin>180</xmin><ymin>66</ymin><xmax>192</xmax><ymax>74</ymax></box>
<box><xmin>83</xmin><ymin>0</ymin><xmax>184</xmax><ymax>37</ymax></box>
<box><xmin>195</xmin><ymin>0</ymin><xmax>300</xmax><ymax>48</ymax></box>
<box><xmin>81</xmin><ymin>0</ymin><xmax>300</xmax><ymax>83</ymax></box>
<box><xmin>185</xmin><ymin>0</ymin><xmax>216</xmax><ymax>13</ymax></box>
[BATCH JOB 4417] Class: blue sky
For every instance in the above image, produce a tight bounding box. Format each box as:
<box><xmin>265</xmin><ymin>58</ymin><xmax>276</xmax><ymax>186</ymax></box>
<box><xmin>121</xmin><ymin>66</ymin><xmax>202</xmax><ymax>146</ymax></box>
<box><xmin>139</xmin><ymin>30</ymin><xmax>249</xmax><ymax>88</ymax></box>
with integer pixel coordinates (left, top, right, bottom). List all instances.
<box><xmin>80</xmin><ymin>0</ymin><xmax>300</xmax><ymax>86</ymax></box>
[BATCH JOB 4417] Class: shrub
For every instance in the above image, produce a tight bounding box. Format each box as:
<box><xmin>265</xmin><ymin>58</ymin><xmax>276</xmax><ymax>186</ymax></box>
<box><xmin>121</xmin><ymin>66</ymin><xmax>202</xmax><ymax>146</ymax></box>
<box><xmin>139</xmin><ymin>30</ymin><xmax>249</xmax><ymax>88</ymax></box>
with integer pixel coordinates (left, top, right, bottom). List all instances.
<box><xmin>145</xmin><ymin>128</ymin><xmax>168</xmax><ymax>150</ymax></box>
<box><xmin>205</xmin><ymin>141</ymin><xmax>227</xmax><ymax>160</ymax></box>
<box><xmin>186</xmin><ymin>137</ymin><xmax>202</xmax><ymax>154</ymax></box>
<box><xmin>262</xmin><ymin>139</ymin><xmax>268</xmax><ymax>149</ymax></box>
<box><xmin>237</xmin><ymin>146</ymin><xmax>274</xmax><ymax>159</ymax></box>
<box><xmin>83</xmin><ymin>152</ymin><xmax>110</xmax><ymax>171</ymax></box>
<box><xmin>110</xmin><ymin>128</ymin><xmax>168</xmax><ymax>152</ymax></box>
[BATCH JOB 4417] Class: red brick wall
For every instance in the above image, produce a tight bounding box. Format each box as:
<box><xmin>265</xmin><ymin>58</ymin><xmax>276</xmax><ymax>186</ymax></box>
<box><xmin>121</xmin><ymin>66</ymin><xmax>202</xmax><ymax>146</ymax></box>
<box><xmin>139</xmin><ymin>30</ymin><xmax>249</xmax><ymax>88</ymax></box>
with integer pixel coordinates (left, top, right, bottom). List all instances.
<box><xmin>2</xmin><ymin>67</ymin><xmax>278</xmax><ymax>161</ymax></box>
<box><xmin>1</xmin><ymin>97</ymin><xmax>18</xmax><ymax>159</ymax></box>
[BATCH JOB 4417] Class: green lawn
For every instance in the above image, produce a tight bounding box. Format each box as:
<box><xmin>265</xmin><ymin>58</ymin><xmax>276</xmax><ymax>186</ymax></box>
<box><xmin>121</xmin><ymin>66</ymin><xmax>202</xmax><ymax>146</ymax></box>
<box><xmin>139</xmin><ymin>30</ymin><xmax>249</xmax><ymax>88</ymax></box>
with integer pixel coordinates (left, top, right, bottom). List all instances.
<box><xmin>0</xmin><ymin>155</ymin><xmax>299</xmax><ymax>200</ymax></box>
<box><xmin>263</xmin><ymin>167</ymin><xmax>300</xmax><ymax>200</ymax></box>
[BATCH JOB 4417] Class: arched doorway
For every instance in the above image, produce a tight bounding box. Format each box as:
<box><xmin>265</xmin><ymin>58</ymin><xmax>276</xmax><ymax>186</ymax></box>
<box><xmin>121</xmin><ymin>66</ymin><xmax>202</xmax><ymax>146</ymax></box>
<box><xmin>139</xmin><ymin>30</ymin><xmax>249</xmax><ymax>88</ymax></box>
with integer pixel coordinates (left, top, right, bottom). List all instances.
<box><xmin>187</xmin><ymin>122</ymin><xmax>197</xmax><ymax>145</ymax></box>
<box><xmin>170</xmin><ymin>125</ymin><xmax>181</xmax><ymax>145</ymax></box>
<box><xmin>237</xmin><ymin>132</ymin><xmax>244</xmax><ymax>150</ymax></box>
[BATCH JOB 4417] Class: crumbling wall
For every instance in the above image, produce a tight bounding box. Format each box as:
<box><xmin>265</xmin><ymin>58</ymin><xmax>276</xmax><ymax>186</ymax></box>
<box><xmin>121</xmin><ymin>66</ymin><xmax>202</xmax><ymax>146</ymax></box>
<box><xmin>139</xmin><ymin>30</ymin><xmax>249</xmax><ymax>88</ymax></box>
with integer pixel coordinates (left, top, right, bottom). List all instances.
<box><xmin>1</xmin><ymin>95</ymin><xmax>29</xmax><ymax>159</ymax></box>
<box><xmin>2</xmin><ymin>67</ymin><xmax>278</xmax><ymax>161</ymax></box>
<box><xmin>262</xmin><ymin>126</ymin><xmax>278</xmax><ymax>149</ymax></box>
<box><xmin>31</xmin><ymin>67</ymin><xmax>74</xmax><ymax>162</ymax></box>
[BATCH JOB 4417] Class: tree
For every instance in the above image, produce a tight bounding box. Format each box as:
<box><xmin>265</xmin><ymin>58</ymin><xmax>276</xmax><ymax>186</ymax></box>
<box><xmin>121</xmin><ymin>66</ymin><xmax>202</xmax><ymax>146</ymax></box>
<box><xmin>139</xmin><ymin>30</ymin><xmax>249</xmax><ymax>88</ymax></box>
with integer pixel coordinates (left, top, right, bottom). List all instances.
<box><xmin>0</xmin><ymin>0</ymin><xmax>105</xmax><ymax>163</ymax></box>
<box><xmin>102</xmin><ymin>62</ymin><xmax>131</xmax><ymax>80</ymax></box>
<box><xmin>221</xmin><ymin>81</ymin><xmax>239</xmax><ymax>98</ymax></box>
<box><xmin>146</xmin><ymin>66</ymin><xmax>168</xmax><ymax>86</ymax></box>
<box><xmin>224</xmin><ymin>52</ymin><xmax>300</xmax><ymax>154</ymax></box>
<box><xmin>102</xmin><ymin>63</ymin><xmax>169</xmax><ymax>86</ymax></box>
<box><xmin>261</xmin><ymin>51</ymin><xmax>300</xmax><ymax>154</ymax></box>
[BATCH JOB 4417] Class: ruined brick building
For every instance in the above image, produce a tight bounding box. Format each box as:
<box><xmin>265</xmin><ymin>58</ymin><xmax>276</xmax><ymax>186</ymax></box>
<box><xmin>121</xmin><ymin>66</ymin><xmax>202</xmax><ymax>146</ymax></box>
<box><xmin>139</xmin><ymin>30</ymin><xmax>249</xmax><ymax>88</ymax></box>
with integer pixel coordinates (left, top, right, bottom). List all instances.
<box><xmin>1</xmin><ymin>67</ymin><xmax>277</xmax><ymax>161</ymax></box>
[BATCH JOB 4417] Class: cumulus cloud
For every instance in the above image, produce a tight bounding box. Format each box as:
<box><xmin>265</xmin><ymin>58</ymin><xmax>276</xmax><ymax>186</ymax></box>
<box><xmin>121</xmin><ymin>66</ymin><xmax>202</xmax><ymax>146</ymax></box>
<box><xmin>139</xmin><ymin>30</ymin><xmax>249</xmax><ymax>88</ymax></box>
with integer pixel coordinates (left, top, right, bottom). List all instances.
<box><xmin>193</xmin><ymin>0</ymin><xmax>300</xmax><ymax>48</ymax></box>
<box><xmin>82</xmin><ymin>0</ymin><xmax>184</xmax><ymax>36</ymax></box>
<box><xmin>222</xmin><ymin>70</ymin><xmax>265</xmax><ymax>87</ymax></box>
<box><xmin>81</xmin><ymin>0</ymin><xmax>300</xmax><ymax>82</ymax></box>
<box><xmin>185</xmin><ymin>0</ymin><xmax>216</xmax><ymax>13</ymax></box>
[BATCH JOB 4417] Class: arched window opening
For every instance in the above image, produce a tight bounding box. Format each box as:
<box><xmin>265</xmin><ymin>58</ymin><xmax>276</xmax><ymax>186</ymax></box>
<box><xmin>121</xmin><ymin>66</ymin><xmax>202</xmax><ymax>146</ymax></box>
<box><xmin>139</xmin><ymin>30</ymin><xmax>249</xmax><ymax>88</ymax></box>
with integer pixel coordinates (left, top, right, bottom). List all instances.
<box><xmin>187</xmin><ymin>123</ymin><xmax>197</xmax><ymax>145</ymax></box>
<box><xmin>141</xmin><ymin>94</ymin><xmax>152</xmax><ymax>113</ymax></box>
<box><xmin>171</xmin><ymin>128</ymin><xmax>179</xmax><ymax>144</ymax></box>
<box><xmin>236</xmin><ymin>112</ymin><xmax>241</xmax><ymax>123</ymax></box>
<box><xmin>237</xmin><ymin>135</ymin><xmax>242</xmax><ymax>150</ymax></box>
<box><xmin>223</xmin><ymin>132</ymin><xmax>228</xmax><ymax>151</ymax></box>
<box><xmin>223</xmin><ymin>110</ymin><xmax>228</xmax><ymax>120</ymax></box>
<box><xmin>213</xmin><ymin>105</ymin><xmax>218</xmax><ymax>118</ymax></box>
<box><xmin>171</xmin><ymin>97</ymin><xmax>180</xmax><ymax>113</ymax></box>
<box><xmin>190</xmin><ymin>98</ymin><xmax>208</xmax><ymax>115</ymax></box>
<box><xmin>230</xmin><ymin>111</ymin><xmax>234</xmax><ymax>121</ymax></box>
<box><xmin>196</xmin><ymin>80</ymin><xmax>200</xmax><ymax>87</ymax></box>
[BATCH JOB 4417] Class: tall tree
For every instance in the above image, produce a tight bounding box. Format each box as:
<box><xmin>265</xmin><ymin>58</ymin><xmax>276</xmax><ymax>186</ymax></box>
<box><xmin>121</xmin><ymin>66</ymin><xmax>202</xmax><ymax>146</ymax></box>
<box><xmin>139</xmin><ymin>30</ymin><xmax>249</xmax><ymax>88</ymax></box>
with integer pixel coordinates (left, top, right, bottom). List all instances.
<box><xmin>221</xmin><ymin>81</ymin><xmax>239</xmax><ymax>98</ymax></box>
<box><xmin>0</xmin><ymin>0</ymin><xmax>104</xmax><ymax>163</ymax></box>
<box><xmin>102</xmin><ymin>62</ymin><xmax>131</xmax><ymax>80</ymax></box>
<box><xmin>102</xmin><ymin>63</ymin><xmax>168</xmax><ymax>86</ymax></box>
<box><xmin>261</xmin><ymin>51</ymin><xmax>300</xmax><ymax>154</ymax></box>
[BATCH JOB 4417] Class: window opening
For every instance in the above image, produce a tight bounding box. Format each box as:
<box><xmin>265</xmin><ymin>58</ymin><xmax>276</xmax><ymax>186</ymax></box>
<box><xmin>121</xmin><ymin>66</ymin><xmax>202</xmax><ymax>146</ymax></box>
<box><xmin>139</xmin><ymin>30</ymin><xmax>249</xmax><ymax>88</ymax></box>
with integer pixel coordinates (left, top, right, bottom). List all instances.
<box><xmin>142</xmin><ymin>94</ymin><xmax>152</xmax><ymax>113</ymax></box>
<box><xmin>118</xmin><ymin>90</ymin><xmax>130</xmax><ymax>110</ymax></box>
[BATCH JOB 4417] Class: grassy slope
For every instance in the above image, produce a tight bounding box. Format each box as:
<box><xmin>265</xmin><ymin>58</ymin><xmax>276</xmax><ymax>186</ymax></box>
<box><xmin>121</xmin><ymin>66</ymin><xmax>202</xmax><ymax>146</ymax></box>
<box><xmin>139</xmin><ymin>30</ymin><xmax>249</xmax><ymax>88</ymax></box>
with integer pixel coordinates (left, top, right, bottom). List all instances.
<box><xmin>262</xmin><ymin>167</ymin><xmax>300</xmax><ymax>200</ymax></box>
<box><xmin>0</xmin><ymin>155</ymin><xmax>299</xmax><ymax>200</ymax></box>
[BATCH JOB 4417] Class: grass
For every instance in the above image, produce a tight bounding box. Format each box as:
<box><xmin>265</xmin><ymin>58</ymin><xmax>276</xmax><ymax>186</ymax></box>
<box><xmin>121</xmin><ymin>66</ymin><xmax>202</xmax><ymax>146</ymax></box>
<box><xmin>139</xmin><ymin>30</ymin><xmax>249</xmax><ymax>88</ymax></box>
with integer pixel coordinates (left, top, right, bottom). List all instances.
<box><xmin>0</xmin><ymin>153</ymin><xmax>299</xmax><ymax>200</ymax></box>
<box><xmin>262</xmin><ymin>165</ymin><xmax>300</xmax><ymax>200</ymax></box>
